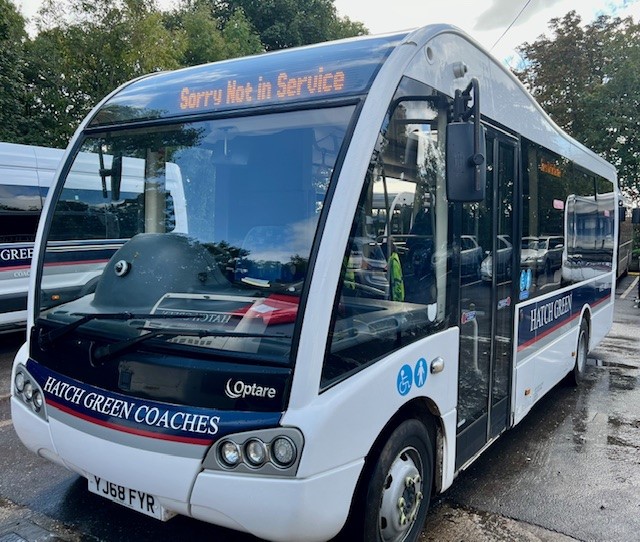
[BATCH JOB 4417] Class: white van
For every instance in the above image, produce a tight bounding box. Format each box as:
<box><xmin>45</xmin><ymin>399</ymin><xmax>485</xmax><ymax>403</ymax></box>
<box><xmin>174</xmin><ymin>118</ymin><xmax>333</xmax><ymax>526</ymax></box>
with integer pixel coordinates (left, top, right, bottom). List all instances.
<box><xmin>0</xmin><ymin>142</ymin><xmax>63</xmax><ymax>332</ymax></box>
<box><xmin>0</xmin><ymin>142</ymin><xmax>186</xmax><ymax>332</ymax></box>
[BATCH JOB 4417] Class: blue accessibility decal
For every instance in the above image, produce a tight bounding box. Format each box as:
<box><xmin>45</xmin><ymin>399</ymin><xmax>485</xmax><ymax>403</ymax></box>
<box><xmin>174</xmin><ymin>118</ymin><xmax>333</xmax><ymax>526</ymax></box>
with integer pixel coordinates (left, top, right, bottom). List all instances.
<box><xmin>414</xmin><ymin>358</ymin><xmax>428</xmax><ymax>388</ymax></box>
<box><xmin>397</xmin><ymin>364</ymin><xmax>413</xmax><ymax>396</ymax></box>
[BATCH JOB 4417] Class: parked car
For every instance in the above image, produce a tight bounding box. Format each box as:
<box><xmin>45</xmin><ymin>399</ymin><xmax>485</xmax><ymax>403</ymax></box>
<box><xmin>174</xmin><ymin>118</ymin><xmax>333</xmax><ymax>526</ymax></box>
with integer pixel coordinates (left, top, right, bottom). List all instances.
<box><xmin>481</xmin><ymin>235</ymin><xmax>513</xmax><ymax>282</ymax></box>
<box><xmin>521</xmin><ymin>235</ymin><xmax>564</xmax><ymax>275</ymax></box>
<box><xmin>460</xmin><ymin>234</ymin><xmax>483</xmax><ymax>281</ymax></box>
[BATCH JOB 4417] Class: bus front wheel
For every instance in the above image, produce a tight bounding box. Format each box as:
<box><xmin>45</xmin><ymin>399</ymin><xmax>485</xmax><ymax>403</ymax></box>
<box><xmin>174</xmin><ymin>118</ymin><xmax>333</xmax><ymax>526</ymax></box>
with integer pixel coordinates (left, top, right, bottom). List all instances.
<box><xmin>362</xmin><ymin>419</ymin><xmax>433</xmax><ymax>542</ymax></box>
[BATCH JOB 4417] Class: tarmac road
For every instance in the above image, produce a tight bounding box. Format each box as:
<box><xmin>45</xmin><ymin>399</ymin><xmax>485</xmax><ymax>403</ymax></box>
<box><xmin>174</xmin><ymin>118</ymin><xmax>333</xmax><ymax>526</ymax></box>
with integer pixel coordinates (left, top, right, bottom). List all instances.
<box><xmin>1</xmin><ymin>274</ymin><xmax>639</xmax><ymax>541</ymax></box>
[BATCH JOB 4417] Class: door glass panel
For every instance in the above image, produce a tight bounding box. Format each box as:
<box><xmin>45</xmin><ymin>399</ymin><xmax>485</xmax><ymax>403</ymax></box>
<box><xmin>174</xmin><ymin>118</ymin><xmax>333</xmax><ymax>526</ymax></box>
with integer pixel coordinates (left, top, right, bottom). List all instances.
<box><xmin>458</xmin><ymin>137</ymin><xmax>494</xmax><ymax>431</ymax></box>
<box><xmin>491</xmin><ymin>141</ymin><xmax>515</xmax><ymax>431</ymax></box>
<box><xmin>458</xmin><ymin>135</ymin><xmax>516</xmax><ymax>451</ymax></box>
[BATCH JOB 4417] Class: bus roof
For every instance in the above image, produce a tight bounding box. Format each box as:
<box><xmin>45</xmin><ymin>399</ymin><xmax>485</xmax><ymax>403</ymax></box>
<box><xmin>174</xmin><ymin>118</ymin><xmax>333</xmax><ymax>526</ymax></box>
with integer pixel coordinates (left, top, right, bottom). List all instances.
<box><xmin>83</xmin><ymin>24</ymin><xmax>614</xmax><ymax>182</ymax></box>
<box><xmin>0</xmin><ymin>142</ymin><xmax>63</xmax><ymax>174</ymax></box>
<box><xmin>88</xmin><ymin>32</ymin><xmax>409</xmax><ymax>127</ymax></box>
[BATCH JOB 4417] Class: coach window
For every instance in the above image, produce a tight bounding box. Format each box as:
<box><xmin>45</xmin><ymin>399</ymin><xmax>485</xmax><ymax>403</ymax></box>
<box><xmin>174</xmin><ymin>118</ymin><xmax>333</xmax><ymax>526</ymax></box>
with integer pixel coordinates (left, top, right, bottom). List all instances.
<box><xmin>520</xmin><ymin>141</ymin><xmax>568</xmax><ymax>299</ymax></box>
<box><xmin>48</xmin><ymin>143</ymin><xmax>176</xmax><ymax>242</ymax></box>
<box><xmin>321</xmin><ymin>80</ymin><xmax>453</xmax><ymax>389</ymax></box>
<box><xmin>0</xmin><ymin>184</ymin><xmax>44</xmax><ymax>243</ymax></box>
<box><xmin>596</xmin><ymin>177</ymin><xmax>615</xmax><ymax>273</ymax></box>
<box><xmin>562</xmin><ymin>168</ymin><xmax>598</xmax><ymax>283</ymax></box>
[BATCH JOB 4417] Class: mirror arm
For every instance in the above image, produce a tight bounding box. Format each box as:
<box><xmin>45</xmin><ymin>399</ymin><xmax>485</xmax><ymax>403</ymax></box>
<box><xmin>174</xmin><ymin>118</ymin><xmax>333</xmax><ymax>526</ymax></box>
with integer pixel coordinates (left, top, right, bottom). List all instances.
<box><xmin>459</xmin><ymin>78</ymin><xmax>485</xmax><ymax>192</ymax></box>
<box><xmin>98</xmin><ymin>147</ymin><xmax>108</xmax><ymax>199</ymax></box>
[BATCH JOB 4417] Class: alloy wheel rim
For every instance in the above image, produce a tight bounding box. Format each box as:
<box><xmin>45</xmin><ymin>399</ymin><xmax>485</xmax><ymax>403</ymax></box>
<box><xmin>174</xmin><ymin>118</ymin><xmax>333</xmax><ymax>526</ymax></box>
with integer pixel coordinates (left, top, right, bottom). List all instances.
<box><xmin>378</xmin><ymin>446</ymin><xmax>424</xmax><ymax>542</ymax></box>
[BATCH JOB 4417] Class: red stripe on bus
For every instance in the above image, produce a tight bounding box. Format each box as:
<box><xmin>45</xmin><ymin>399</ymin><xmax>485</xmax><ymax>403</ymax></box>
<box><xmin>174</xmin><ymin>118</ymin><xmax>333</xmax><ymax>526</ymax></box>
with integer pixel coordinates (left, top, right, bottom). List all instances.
<box><xmin>43</xmin><ymin>259</ymin><xmax>110</xmax><ymax>268</ymax></box>
<box><xmin>47</xmin><ymin>398</ymin><xmax>213</xmax><ymax>446</ymax></box>
<box><xmin>4</xmin><ymin>258</ymin><xmax>109</xmax><ymax>271</ymax></box>
<box><xmin>517</xmin><ymin>293</ymin><xmax>611</xmax><ymax>352</ymax></box>
<box><xmin>0</xmin><ymin>265</ymin><xmax>31</xmax><ymax>272</ymax></box>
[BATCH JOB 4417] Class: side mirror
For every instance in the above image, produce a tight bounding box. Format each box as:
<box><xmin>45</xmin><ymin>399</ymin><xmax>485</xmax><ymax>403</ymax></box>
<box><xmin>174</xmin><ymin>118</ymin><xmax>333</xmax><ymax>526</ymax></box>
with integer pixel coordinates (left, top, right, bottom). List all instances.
<box><xmin>633</xmin><ymin>208</ymin><xmax>640</xmax><ymax>224</ymax></box>
<box><xmin>446</xmin><ymin>122</ymin><xmax>486</xmax><ymax>202</ymax></box>
<box><xmin>446</xmin><ymin>78</ymin><xmax>486</xmax><ymax>202</ymax></box>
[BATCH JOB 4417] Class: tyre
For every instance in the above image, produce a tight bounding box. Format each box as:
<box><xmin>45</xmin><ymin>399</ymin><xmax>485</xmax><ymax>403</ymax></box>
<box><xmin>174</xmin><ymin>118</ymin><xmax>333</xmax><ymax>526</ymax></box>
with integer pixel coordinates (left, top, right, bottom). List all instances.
<box><xmin>358</xmin><ymin>419</ymin><xmax>433</xmax><ymax>542</ymax></box>
<box><xmin>569</xmin><ymin>320</ymin><xmax>589</xmax><ymax>386</ymax></box>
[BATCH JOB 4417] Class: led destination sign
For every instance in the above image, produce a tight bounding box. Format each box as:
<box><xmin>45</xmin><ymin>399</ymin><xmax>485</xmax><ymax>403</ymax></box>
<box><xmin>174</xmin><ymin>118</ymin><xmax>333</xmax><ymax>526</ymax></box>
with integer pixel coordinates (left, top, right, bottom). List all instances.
<box><xmin>179</xmin><ymin>67</ymin><xmax>346</xmax><ymax>112</ymax></box>
<box><xmin>89</xmin><ymin>33</ymin><xmax>408</xmax><ymax>126</ymax></box>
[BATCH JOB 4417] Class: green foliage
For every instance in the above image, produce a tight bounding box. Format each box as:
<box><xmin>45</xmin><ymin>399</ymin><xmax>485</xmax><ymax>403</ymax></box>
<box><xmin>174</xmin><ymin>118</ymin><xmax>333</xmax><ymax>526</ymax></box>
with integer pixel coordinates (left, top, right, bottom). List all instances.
<box><xmin>218</xmin><ymin>0</ymin><xmax>367</xmax><ymax>50</ymax></box>
<box><xmin>170</xmin><ymin>3</ymin><xmax>262</xmax><ymax>65</ymax></box>
<box><xmin>0</xmin><ymin>0</ymin><xmax>27</xmax><ymax>142</ymax></box>
<box><xmin>2</xmin><ymin>0</ymin><xmax>367</xmax><ymax>148</ymax></box>
<box><xmin>515</xmin><ymin>11</ymin><xmax>640</xmax><ymax>202</ymax></box>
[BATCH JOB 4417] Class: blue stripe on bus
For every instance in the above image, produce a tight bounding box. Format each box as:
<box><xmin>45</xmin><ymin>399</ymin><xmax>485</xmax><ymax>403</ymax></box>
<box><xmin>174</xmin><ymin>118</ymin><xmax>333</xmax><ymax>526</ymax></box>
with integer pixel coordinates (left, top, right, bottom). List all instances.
<box><xmin>0</xmin><ymin>244</ymin><xmax>34</xmax><ymax>270</ymax></box>
<box><xmin>26</xmin><ymin>360</ymin><xmax>282</xmax><ymax>445</ymax></box>
<box><xmin>517</xmin><ymin>280</ymin><xmax>611</xmax><ymax>352</ymax></box>
<box><xmin>0</xmin><ymin>240</ymin><xmax>123</xmax><ymax>270</ymax></box>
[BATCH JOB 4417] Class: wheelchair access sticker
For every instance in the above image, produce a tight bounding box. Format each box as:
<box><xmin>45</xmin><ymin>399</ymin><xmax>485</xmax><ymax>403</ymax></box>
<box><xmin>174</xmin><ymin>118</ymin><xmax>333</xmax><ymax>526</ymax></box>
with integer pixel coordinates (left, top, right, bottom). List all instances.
<box><xmin>397</xmin><ymin>358</ymin><xmax>428</xmax><ymax>396</ymax></box>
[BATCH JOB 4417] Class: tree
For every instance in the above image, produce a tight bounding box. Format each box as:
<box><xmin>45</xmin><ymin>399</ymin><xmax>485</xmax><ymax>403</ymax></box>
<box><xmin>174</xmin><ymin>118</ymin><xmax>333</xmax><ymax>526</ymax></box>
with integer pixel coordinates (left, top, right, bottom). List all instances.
<box><xmin>23</xmin><ymin>0</ymin><xmax>187</xmax><ymax>146</ymax></box>
<box><xmin>515</xmin><ymin>11</ymin><xmax>640</xmax><ymax>200</ymax></box>
<box><xmin>167</xmin><ymin>2</ymin><xmax>263</xmax><ymax>66</ymax></box>
<box><xmin>0</xmin><ymin>0</ymin><xmax>27</xmax><ymax>141</ymax></box>
<box><xmin>217</xmin><ymin>0</ymin><xmax>367</xmax><ymax>51</ymax></box>
<box><xmin>9</xmin><ymin>0</ymin><xmax>367</xmax><ymax>147</ymax></box>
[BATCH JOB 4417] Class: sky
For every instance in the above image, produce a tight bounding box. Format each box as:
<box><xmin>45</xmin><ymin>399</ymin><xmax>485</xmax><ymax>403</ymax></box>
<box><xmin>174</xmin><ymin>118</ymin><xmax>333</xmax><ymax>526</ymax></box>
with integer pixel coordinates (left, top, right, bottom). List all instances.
<box><xmin>331</xmin><ymin>0</ymin><xmax>640</xmax><ymax>66</ymax></box>
<box><xmin>12</xmin><ymin>0</ymin><xmax>640</xmax><ymax>66</ymax></box>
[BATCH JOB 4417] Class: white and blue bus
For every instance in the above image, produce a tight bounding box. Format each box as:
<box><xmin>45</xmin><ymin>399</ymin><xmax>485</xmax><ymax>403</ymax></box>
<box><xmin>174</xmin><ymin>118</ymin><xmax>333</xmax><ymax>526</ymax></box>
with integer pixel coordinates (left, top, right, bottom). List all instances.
<box><xmin>11</xmin><ymin>26</ymin><xmax>617</xmax><ymax>542</ymax></box>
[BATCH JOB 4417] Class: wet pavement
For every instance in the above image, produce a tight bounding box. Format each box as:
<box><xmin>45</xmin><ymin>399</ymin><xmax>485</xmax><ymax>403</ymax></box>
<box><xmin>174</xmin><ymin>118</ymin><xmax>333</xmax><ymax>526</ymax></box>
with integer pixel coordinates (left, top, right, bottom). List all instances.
<box><xmin>426</xmin><ymin>274</ymin><xmax>640</xmax><ymax>541</ymax></box>
<box><xmin>0</xmin><ymin>275</ymin><xmax>639</xmax><ymax>541</ymax></box>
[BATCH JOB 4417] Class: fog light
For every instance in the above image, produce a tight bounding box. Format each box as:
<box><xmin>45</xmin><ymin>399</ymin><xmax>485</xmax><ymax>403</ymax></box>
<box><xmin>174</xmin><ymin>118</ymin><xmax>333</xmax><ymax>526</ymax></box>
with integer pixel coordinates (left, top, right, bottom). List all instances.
<box><xmin>271</xmin><ymin>437</ymin><xmax>296</xmax><ymax>467</ymax></box>
<box><xmin>219</xmin><ymin>441</ymin><xmax>241</xmax><ymax>467</ymax></box>
<box><xmin>15</xmin><ymin>371</ymin><xmax>25</xmax><ymax>392</ymax></box>
<box><xmin>33</xmin><ymin>390</ymin><xmax>44</xmax><ymax>410</ymax></box>
<box><xmin>24</xmin><ymin>381</ymin><xmax>34</xmax><ymax>401</ymax></box>
<box><xmin>245</xmin><ymin>439</ymin><xmax>267</xmax><ymax>467</ymax></box>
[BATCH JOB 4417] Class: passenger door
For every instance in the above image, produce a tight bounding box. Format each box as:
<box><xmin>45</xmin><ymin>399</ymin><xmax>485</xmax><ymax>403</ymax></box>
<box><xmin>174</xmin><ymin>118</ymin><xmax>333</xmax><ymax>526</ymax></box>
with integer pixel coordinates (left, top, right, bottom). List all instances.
<box><xmin>455</xmin><ymin>130</ymin><xmax>517</xmax><ymax>469</ymax></box>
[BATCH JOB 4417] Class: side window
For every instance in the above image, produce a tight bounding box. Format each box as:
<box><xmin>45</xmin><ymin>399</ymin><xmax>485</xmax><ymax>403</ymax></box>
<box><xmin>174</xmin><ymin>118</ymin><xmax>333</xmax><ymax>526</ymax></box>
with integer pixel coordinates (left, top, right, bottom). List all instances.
<box><xmin>563</xmin><ymin>169</ymin><xmax>601</xmax><ymax>283</ymax></box>
<box><xmin>0</xmin><ymin>182</ymin><xmax>43</xmax><ymax>243</ymax></box>
<box><xmin>321</xmin><ymin>82</ymin><xmax>452</xmax><ymax>389</ymax></box>
<box><xmin>520</xmin><ymin>142</ymin><xmax>570</xmax><ymax>299</ymax></box>
<box><xmin>596</xmin><ymin>178</ymin><xmax>615</xmax><ymax>273</ymax></box>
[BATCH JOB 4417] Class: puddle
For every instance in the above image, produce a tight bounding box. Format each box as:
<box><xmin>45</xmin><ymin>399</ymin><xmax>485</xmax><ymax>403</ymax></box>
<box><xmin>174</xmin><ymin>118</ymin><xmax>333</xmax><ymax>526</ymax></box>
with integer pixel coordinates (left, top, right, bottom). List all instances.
<box><xmin>591</xmin><ymin>358</ymin><xmax>639</xmax><ymax>370</ymax></box>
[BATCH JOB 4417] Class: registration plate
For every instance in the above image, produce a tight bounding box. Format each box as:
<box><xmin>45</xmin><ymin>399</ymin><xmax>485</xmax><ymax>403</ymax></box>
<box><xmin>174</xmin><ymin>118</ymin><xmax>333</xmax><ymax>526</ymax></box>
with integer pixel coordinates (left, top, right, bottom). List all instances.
<box><xmin>88</xmin><ymin>475</ymin><xmax>176</xmax><ymax>521</ymax></box>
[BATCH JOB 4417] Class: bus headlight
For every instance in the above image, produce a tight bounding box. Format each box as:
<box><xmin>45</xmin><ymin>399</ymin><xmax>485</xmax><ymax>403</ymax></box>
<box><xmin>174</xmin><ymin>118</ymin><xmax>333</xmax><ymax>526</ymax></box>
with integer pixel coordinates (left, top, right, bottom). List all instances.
<box><xmin>15</xmin><ymin>371</ymin><xmax>25</xmax><ymax>392</ymax></box>
<box><xmin>219</xmin><ymin>441</ymin><xmax>241</xmax><ymax>467</ymax></box>
<box><xmin>13</xmin><ymin>364</ymin><xmax>48</xmax><ymax>421</ymax></box>
<box><xmin>271</xmin><ymin>437</ymin><xmax>296</xmax><ymax>467</ymax></box>
<box><xmin>245</xmin><ymin>439</ymin><xmax>267</xmax><ymax>467</ymax></box>
<box><xmin>204</xmin><ymin>427</ymin><xmax>304</xmax><ymax>476</ymax></box>
<box><xmin>33</xmin><ymin>391</ymin><xmax>44</xmax><ymax>411</ymax></box>
<box><xmin>24</xmin><ymin>381</ymin><xmax>34</xmax><ymax>401</ymax></box>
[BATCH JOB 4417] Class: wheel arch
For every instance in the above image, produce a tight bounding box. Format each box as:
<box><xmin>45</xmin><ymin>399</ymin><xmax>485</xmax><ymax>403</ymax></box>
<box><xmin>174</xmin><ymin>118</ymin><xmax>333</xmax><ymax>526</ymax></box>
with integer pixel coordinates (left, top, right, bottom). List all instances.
<box><xmin>346</xmin><ymin>397</ymin><xmax>443</xmax><ymax>517</ymax></box>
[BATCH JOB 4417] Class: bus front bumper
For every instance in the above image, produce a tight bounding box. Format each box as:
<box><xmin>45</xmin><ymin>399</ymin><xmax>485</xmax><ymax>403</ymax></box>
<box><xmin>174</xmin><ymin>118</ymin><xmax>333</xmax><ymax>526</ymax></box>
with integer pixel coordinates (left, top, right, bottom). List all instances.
<box><xmin>11</xmin><ymin>395</ymin><xmax>363</xmax><ymax>542</ymax></box>
<box><xmin>190</xmin><ymin>462</ymin><xmax>363</xmax><ymax>542</ymax></box>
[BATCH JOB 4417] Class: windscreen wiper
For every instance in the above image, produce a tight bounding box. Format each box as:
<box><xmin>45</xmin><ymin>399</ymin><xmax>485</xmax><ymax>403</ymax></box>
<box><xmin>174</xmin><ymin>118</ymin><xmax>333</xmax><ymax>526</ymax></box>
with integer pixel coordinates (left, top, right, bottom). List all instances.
<box><xmin>240</xmin><ymin>277</ymin><xmax>303</xmax><ymax>294</ymax></box>
<box><xmin>38</xmin><ymin>312</ymin><xmax>212</xmax><ymax>349</ymax></box>
<box><xmin>92</xmin><ymin>327</ymin><xmax>292</xmax><ymax>365</ymax></box>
